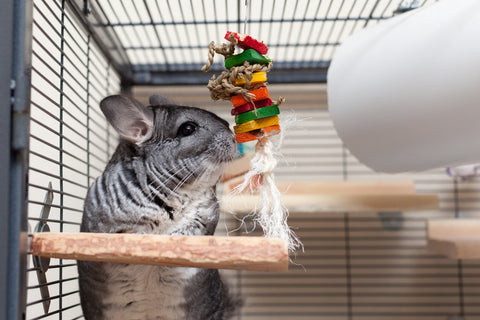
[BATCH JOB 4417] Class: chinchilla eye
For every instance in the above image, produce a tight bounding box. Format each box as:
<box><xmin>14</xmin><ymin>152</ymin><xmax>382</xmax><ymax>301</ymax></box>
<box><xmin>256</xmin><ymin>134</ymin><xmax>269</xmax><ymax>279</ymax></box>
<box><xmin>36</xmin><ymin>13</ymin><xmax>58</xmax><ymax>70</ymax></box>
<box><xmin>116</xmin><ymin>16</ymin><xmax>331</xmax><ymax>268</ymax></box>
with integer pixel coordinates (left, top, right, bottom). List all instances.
<box><xmin>177</xmin><ymin>121</ymin><xmax>197</xmax><ymax>137</ymax></box>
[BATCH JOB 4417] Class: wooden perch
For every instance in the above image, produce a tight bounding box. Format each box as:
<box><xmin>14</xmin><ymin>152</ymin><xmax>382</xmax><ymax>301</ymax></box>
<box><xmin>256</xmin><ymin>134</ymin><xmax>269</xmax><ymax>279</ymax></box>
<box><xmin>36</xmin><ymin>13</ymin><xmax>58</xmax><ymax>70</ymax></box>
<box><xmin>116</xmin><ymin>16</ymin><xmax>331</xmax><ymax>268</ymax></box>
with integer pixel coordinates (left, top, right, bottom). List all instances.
<box><xmin>30</xmin><ymin>233</ymin><xmax>288</xmax><ymax>272</ymax></box>
<box><xmin>222</xmin><ymin>194</ymin><xmax>439</xmax><ymax>214</ymax></box>
<box><xmin>225</xmin><ymin>180</ymin><xmax>417</xmax><ymax>195</ymax></box>
<box><xmin>221</xmin><ymin>181</ymin><xmax>438</xmax><ymax>213</ymax></box>
<box><xmin>428</xmin><ymin>219</ymin><xmax>480</xmax><ymax>259</ymax></box>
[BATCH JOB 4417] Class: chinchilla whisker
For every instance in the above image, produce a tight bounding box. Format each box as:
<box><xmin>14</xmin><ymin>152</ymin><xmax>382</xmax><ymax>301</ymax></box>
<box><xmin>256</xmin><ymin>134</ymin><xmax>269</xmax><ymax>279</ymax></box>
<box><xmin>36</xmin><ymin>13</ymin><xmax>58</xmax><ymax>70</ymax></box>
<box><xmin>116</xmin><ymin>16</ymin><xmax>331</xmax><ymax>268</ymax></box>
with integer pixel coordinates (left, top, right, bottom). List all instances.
<box><xmin>161</xmin><ymin>165</ymin><xmax>187</xmax><ymax>186</ymax></box>
<box><xmin>186</xmin><ymin>159</ymin><xmax>217</xmax><ymax>189</ymax></box>
<box><xmin>170</xmin><ymin>165</ymin><xmax>202</xmax><ymax>196</ymax></box>
<box><xmin>146</xmin><ymin>165</ymin><xmax>188</xmax><ymax>200</ymax></box>
<box><xmin>144</xmin><ymin>163</ymin><xmax>171</xmax><ymax>200</ymax></box>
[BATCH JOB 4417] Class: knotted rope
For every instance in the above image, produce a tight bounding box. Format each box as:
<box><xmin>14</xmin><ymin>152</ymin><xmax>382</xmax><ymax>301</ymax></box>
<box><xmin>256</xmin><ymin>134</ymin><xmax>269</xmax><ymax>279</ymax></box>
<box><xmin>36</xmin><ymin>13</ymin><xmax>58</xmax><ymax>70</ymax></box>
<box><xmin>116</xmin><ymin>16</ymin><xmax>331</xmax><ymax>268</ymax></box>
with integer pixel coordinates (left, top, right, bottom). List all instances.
<box><xmin>201</xmin><ymin>34</ymin><xmax>283</xmax><ymax>104</ymax></box>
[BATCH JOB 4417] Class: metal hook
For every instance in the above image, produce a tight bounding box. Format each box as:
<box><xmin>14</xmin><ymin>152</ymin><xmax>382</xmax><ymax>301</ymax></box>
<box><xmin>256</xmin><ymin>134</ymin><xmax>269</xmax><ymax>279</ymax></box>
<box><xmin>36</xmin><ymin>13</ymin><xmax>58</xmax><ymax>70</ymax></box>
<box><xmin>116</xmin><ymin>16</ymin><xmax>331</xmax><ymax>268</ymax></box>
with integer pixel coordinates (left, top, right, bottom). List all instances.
<box><xmin>32</xmin><ymin>182</ymin><xmax>54</xmax><ymax>314</ymax></box>
<box><xmin>378</xmin><ymin>211</ymin><xmax>404</xmax><ymax>231</ymax></box>
<box><xmin>83</xmin><ymin>0</ymin><xmax>92</xmax><ymax>15</ymax></box>
<box><xmin>394</xmin><ymin>0</ymin><xmax>419</xmax><ymax>15</ymax></box>
<box><xmin>243</xmin><ymin>0</ymin><xmax>249</xmax><ymax>34</ymax></box>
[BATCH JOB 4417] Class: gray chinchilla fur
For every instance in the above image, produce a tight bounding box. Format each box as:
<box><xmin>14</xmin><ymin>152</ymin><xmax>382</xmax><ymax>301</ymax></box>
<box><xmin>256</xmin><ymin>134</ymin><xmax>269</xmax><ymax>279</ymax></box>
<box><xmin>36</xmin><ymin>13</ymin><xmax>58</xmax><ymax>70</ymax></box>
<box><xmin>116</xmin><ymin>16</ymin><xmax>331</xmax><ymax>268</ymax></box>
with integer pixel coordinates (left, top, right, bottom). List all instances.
<box><xmin>78</xmin><ymin>94</ymin><xmax>241</xmax><ymax>320</ymax></box>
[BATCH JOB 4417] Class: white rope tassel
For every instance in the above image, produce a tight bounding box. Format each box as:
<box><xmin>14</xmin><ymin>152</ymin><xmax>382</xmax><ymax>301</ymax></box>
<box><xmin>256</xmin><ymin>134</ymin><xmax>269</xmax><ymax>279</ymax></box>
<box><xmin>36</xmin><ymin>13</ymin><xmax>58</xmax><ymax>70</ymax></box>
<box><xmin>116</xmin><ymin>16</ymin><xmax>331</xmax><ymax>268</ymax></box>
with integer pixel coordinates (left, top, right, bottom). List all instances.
<box><xmin>233</xmin><ymin>137</ymin><xmax>302</xmax><ymax>255</ymax></box>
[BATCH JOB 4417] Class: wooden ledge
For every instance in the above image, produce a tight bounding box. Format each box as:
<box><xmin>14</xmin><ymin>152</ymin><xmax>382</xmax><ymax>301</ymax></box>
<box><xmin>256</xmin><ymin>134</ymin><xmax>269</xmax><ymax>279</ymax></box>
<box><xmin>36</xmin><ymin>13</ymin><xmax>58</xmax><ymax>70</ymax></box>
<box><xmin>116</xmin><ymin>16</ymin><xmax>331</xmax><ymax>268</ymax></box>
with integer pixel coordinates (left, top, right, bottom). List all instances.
<box><xmin>222</xmin><ymin>181</ymin><xmax>438</xmax><ymax>213</ymax></box>
<box><xmin>225</xmin><ymin>180</ymin><xmax>417</xmax><ymax>195</ymax></box>
<box><xmin>428</xmin><ymin>220</ymin><xmax>480</xmax><ymax>259</ymax></box>
<box><xmin>30</xmin><ymin>233</ymin><xmax>289</xmax><ymax>272</ymax></box>
<box><xmin>222</xmin><ymin>193</ymin><xmax>439</xmax><ymax>214</ymax></box>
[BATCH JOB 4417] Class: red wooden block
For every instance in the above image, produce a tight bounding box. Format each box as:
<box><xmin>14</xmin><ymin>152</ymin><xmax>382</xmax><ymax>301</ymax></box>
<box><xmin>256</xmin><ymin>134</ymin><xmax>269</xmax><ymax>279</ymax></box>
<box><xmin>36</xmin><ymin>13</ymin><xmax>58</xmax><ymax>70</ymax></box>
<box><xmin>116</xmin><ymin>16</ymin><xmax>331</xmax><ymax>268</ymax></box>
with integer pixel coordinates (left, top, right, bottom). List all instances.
<box><xmin>225</xmin><ymin>31</ymin><xmax>268</xmax><ymax>54</ymax></box>
<box><xmin>231</xmin><ymin>99</ymin><xmax>273</xmax><ymax>116</ymax></box>
<box><xmin>231</xmin><ymin>87</ymin><xmax>270</xmax><ymax>107</ymax></box>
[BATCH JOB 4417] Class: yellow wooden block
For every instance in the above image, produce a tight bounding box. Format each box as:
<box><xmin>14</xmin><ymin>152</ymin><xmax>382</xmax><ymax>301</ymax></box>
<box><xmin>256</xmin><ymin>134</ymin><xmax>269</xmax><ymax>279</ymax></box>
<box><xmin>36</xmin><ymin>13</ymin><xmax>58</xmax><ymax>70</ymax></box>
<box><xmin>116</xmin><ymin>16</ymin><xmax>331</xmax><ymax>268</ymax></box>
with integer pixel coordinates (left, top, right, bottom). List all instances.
<box><xmin>233</xmin><ymin>115</ymin><xmax>279</xmax><ymax>134</ymax></box>
<box><xmin>234</xmin><ymin>71</ymin><xmax>267</xmax><ymax>86</ymax></box>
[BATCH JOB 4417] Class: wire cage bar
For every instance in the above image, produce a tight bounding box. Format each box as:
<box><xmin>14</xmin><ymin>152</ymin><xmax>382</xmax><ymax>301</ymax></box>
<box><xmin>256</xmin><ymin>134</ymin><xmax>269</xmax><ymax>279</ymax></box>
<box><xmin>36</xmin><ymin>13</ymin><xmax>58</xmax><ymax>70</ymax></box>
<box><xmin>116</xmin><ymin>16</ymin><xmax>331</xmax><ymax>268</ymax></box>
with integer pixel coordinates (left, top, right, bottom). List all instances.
<box><xmin>25</xmin><ymin>0</ymin><xmax>121</xmax><ymax>318</ymax></box>
<box><xmin>63</xmin><ymin>0</ymin><xmax>439</xmax><ymax>86</ymax></box>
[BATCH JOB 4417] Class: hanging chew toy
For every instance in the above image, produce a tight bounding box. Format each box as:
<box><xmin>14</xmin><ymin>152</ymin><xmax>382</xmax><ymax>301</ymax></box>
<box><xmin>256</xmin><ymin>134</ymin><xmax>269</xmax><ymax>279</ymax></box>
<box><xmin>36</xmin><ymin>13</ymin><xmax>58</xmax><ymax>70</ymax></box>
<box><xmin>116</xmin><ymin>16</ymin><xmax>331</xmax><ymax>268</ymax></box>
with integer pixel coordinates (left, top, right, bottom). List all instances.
<box><xmin>201</xmin><ymin>32</ymin><xmax>283</xmax><ymax>144</ymax></box>
<box><xmin>202</xmin><ymin>31</ymin><xmax>301</xmax><ymax>254</ymax></box>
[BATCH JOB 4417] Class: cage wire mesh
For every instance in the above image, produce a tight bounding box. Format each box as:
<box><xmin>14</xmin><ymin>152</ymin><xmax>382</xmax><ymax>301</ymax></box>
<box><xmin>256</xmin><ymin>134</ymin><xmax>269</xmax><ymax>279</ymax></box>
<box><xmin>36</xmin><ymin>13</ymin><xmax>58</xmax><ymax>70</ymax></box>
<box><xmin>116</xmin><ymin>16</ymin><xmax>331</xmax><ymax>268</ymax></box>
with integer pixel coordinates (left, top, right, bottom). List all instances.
<box><xmin>27</xmin><ymin>1</ymin><xmax>119</xmax><ymax>318</ymax></box>
<box><xmin>100</xmin><ymin>0</ymin><xmax>435</xmax><ymax>71</ymax></box>
<box><xmin>23</xmin><ymin>0</ymin><xmax>480</xmax><ymax>319</ymax></box>
<box><xmin>73</xmin><ymin>0</ymin><xmax>439</xmax><ymax>83</ymax></box>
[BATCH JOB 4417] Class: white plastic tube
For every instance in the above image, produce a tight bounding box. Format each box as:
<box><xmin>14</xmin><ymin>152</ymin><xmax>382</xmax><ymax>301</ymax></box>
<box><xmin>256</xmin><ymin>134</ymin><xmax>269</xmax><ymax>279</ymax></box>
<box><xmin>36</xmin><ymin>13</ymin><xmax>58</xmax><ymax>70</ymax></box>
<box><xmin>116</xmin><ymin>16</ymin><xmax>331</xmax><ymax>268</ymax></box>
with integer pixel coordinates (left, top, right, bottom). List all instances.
<box><xmin>327</xmin><ymin>0</ymin><xmax>480</xmax><ymax>173</ymax></box>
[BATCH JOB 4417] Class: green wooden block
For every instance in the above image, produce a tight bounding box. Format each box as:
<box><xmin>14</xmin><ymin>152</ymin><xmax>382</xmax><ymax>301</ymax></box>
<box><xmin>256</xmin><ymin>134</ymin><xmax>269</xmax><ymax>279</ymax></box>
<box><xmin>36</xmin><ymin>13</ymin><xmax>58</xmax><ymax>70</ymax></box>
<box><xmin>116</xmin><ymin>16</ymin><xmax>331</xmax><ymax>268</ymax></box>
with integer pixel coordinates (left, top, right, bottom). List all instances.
<box><xmin>225</xmin><ymin>49</ymin><xmax>272</xmax><ymax>69</ymax></box>
<box><xmin>235</xmin><ymin>104</ymin><xmax>280</xmax><ymax>124</ymax></box>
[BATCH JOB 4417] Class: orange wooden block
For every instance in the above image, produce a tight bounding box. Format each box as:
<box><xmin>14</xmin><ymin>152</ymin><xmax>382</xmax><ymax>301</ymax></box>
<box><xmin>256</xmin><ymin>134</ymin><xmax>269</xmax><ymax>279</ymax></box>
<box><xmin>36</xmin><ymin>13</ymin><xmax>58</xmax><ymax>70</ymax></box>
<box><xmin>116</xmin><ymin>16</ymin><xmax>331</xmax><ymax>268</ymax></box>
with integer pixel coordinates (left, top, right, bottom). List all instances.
<box><xmin>235</xmin><ymin>125</ymin><xmax>281</xmax><ymax>143</ymax></box>
<box><xmin>231</xmin><ymin>87</ymin><xmax>270</xmax><ymax>107</ymax></box>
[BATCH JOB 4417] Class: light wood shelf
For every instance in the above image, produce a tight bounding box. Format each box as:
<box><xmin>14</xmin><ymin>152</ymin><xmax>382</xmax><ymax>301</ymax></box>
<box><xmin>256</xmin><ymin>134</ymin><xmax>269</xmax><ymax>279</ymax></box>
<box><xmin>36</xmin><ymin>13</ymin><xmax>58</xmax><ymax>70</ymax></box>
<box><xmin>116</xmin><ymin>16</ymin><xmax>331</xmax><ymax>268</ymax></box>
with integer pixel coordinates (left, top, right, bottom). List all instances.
<box><xmin>30</xmin><ymin>232</ymin><xmax>288</xmax><ymax>272</ymax></box>
<box><xmin>225</xmin><ymin>180</ymin><xmax>417</xmax><ymax>195</ymax></box>
<box><xmin>428</xmin><ymin>219</ymin><xmax>480</xmax><ymax>259</ymax></box>
<box><xmin>221</xmin><ymin>181</ymin><xmax>439</xmax><ymax>214</ymax></box>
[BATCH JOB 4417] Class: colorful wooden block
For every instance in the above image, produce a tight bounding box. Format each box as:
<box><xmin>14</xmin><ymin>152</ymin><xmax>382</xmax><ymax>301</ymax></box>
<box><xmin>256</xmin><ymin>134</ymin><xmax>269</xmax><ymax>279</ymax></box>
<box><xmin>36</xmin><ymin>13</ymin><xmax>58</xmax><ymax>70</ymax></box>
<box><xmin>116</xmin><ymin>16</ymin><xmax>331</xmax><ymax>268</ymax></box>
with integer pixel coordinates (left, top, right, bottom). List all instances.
<box><xmin>225</xmin><ymin>31</ymin><xmax>268</xmax><ymax>54</ymax></box>
<box><xmin>231</xmin><ymin>87</ymin><xmax>270</xmax><ymax>107</ymax></box>
<box><xmin>225</xmin><ymin>49</ymin><xmax>272</xmax><ymax>69</ymax></box>
<box><xmin>231</xmin><ymin>98</ymin><xmax>273</xmax><ymax>116</ymax></box>
<box><xmin>235</xmin><ymin>125</ymin><xmax>281</xmax><ymax>143</ymax></box>
<box><xmin>233</xmin><ymin>71</ymin><xmax>267</xmax><ymax>87</ymax></box>
<box><xmin>233</xmin><ymin>115</ymin><xmax>279</xmax><ymax>134</ymax></box>
<box><xmin>235</xmin><ymin>105</ymin><xmax>280</xmax><ymax>124</ymax></box>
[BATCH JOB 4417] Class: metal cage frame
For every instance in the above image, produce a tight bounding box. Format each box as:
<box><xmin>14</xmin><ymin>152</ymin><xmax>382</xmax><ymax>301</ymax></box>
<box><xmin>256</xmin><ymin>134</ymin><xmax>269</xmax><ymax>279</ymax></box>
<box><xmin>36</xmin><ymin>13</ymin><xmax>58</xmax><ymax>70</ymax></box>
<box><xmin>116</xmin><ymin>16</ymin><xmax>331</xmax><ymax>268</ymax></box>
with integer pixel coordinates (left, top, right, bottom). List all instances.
<box><xmin>1</xmin><ymin>1</ymin><xmax>33</xmax><ymax>319</ymax></box>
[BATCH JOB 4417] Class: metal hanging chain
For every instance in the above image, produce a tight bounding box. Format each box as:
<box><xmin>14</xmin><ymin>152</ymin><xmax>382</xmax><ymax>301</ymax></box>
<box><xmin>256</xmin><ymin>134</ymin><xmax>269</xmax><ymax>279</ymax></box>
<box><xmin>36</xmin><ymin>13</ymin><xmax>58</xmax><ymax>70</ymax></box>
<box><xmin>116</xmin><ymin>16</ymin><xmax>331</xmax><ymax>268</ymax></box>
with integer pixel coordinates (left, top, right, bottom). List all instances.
<box><xmin>244</xmin><ymin>0</ymin><xmax>249</xmax><ymax>34</ymax></box>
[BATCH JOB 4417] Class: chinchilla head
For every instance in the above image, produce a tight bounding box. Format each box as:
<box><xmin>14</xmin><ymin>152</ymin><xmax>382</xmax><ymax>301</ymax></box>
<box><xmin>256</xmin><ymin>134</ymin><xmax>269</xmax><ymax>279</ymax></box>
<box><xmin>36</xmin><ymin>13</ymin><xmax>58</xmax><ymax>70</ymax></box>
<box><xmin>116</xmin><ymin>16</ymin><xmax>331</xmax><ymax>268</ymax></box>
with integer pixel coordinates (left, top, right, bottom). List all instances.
<box><xmin>100</xmin><ymin>94</ymin><xmax>237</xmax><ymax>192</ymax></box>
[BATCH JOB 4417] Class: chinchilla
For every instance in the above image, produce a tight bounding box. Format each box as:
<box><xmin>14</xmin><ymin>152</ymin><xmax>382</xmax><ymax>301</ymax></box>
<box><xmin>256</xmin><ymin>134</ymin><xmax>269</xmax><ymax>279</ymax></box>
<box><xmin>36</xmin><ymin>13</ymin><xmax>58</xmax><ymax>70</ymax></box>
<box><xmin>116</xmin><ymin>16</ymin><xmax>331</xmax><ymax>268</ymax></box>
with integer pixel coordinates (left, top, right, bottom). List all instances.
<box><xmin>78</xmin><ymin>94</ymin><xmax>240</xmax><ymax>320</ymax></box>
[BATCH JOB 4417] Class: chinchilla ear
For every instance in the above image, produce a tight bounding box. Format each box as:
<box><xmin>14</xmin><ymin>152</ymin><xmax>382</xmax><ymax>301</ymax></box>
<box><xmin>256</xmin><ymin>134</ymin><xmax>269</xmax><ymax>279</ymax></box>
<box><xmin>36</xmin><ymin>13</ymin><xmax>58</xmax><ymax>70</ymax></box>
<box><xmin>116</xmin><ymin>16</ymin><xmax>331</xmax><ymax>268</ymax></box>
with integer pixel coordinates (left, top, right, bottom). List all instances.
<box><xmin>100</xmin><ymin>95</ymin><xmax>154</xmax><ymax>145</ymax></box>
<box><xmin>149</xmin><ymin>94</ymin><xmax>174</xmax><ymax>106</ymax></box>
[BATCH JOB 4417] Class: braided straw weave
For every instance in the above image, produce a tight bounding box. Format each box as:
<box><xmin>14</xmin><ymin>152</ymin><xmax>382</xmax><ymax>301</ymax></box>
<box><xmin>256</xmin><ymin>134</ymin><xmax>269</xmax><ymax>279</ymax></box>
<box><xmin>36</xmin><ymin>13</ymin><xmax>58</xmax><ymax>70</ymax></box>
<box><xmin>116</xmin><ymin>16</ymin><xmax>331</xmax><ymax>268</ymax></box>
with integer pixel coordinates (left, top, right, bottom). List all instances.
<box><xmin>201</xmin><ymin>34</ymin><xmax>283</xmax><ymax>104</ymax></box>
